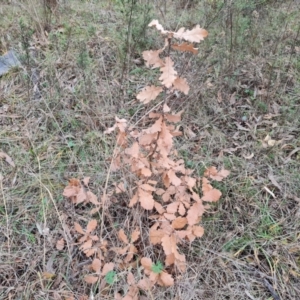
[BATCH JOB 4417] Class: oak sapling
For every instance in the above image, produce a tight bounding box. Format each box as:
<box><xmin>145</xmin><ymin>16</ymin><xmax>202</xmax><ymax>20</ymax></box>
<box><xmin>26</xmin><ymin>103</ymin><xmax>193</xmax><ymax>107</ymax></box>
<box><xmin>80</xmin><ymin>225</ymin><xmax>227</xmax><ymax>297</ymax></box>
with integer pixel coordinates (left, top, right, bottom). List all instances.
<box><xmin>63</xmin><ymin>20</ymin><xmax>230</xmax><ymax>291</ymax></box>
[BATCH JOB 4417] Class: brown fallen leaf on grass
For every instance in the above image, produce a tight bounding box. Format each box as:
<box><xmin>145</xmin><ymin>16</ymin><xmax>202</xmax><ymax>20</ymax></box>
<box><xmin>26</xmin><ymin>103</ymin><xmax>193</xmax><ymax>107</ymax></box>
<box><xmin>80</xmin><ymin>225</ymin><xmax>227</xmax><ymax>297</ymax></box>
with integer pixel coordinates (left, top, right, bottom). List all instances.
<box><xmin>56</xmin><ymin>238</ymin><xmax>65</xmax><ymax>250</ymax></box>
<box><xmin>113</xmin><ymin>228</ymin><xmax>140</xmax><ymax>263</ymax></box>
<box><xmin>74</xmin><ymin>220</ymin><xmax>99</xmax><ymax>257</ymax></box>
<box><xmin>139</xmin><ymin>257</ymin><xmax>174</xmax><ymax>288</ymax></box>
<box><xmin>204</xmin><ymin>166</ymin><xmax>230</xmax><ymax>181</ymax></box>
<box><xmin>63</xmin><ymin>178</ymin><xmax>100</xmax><ymax>205</ymax></box>
<box><xmin>0</xmin><ymin>151</ymin><xmax>15</xmax><ymax>167</ymax></box>
<box><xmin>85</xmin><ymin>259</ymin><xmax>114</xmax><ymax>284</ymax></box>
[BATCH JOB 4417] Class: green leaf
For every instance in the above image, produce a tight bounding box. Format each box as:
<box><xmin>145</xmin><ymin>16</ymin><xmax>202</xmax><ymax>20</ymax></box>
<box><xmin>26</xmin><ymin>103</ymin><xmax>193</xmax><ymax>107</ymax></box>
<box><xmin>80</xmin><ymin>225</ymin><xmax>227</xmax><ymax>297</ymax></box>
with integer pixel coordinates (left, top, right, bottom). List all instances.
<box><xmin>105</xmin><ymin>270</ymin><xmax>116</xmax><ymax>285</ymax></box>
<box><xmin>151</xmin><ymin>261</ymin><xmax>164</xmax><ymax>274</ymax></box>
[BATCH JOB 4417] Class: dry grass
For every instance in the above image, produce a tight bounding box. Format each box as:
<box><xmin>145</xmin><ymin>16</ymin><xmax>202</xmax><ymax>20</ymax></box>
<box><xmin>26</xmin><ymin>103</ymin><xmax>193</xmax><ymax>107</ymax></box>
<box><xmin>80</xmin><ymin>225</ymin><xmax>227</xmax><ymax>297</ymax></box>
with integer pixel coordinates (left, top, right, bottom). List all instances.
<box><xmin>0</xmin><ymin>0</ymin><xmax>300</xmax><ymax>299</ymax></box>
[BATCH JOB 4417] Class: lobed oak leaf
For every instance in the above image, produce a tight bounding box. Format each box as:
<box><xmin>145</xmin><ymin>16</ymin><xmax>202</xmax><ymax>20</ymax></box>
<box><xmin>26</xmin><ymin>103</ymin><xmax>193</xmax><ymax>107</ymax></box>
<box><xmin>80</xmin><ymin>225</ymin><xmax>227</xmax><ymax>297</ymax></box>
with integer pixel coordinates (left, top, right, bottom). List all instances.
<box><xmin>154</xmin><ymin>201</ymin><xmax>165</xmax><ymax>214</ymax></box>
<box><xmin>165</xmin><ymin>110</ymin><xmax>184</xmax><ymax>123</ymax></box>
<box><xmin>139</xmin><ymin>133</ymin><xmax>157</xmax><ymax>145</ymax></box>
<box><xmin>74</xmin><ymin>222</ymin><xmax>85</xmax><ymax>235</ymax></box>
<box><xmin>148</xmin><ymin>20</ymin><xmax>167</xmax><ymax>34</ymax></box>
<box><xmin>139</xmin><ymin>189</ymin><xmax>154</xmax><ymax>210</ymax></box>
<box><xmin>159</xmin><ymin>57</ymin><xmax>177</xmax><ymax>88</ymax></box>
<box><xmin>172</xmin><ymin>217</ymin><xmax>187</xmax><ymax>229</ymax></box>
<box><xmin>86</xmin><ymin>191</ymin><xmax>100</xmax><ymax>205</ymax></box>
<box><xmin>164</xmin><ymin>213</ymin><xmax>176</xmax><ymax>221</ymax></box>
<box><xmin>171</xmin><ymin>42</ymin><xmax>198</xmax><ymax>54</ymax></box>
<box><xmin>131</xmin><ymin>228</ymin><xmax>140</xmax><ymax>243</ymax></box>
<box><xmin>56</xmin><ymin>238</ymin><xmax>65</xmax><ymax>250</ymax></box>
<box><xmin>187</xmin><ymin>202</ymin><xmax>204</xmax><ymax>226</ymax></box>
<box><xmin>173</xmin><ymin>77</ymin><xmax>190</xmax><ymax>95</ymax></box>
<box><xmin>204</xmin><ymin>166</ymin><xmax>230</xmax><ymax>181</ymax></box>
<box><xmin>166</xmin><ymin>202</ymin><xmax>179</xmax><ymax>214</ymax></box>
<box><xmin>167</xmin><ymin>169</ymin><xmax>181</xmax><ymax>186</ymax></box>
<box><xmin>141</xmin><ymin>167</ymin><xmax>152</xmax><ymax>177</ymax></box>
<box><xmin>86</xmin><ymin>219</ymin><xmax>97</xmax><ymax>233</ymax></box>
<box><xmin>159</xmin><ymin>271</ymin><xmax>174</xmax><ymax>287</ymax></box>
<box><xmin>84</xmin><ymin>275</ymin><xmax>98</xmax><ymax>284</ymax></box>
<box><xmin>150</xmin><ymin>223</ymin><xmax>164</xmax><ymax>244</ymax></box>
<box><xmin>142</xmin><ymin>50</ymin><xmax>164</xmax><ymax>68</ymax></box>
<box><xmin>140</xmin><ymin>183</ymin><xmax>156</xmax><ymax>192</ymax></box>
<box><xmin>178</xmin><ymin>202</ymin><xmax>186</xmax><ymax>216</ymax></box>
<box><xmin>127</xmin><ymin>272</ymin><xmax>136</xmax><ymax>285</ymax></box>
<box><xmin>202</xmin><ymin>189</ymin><xmax>222</xmax><ymax>202</ymax></box>
<box><xmin>91</xmin><ymin>258</ymin><xmax>102</xmax><ymax>273</ymax></box>
<box><xmin>174</xmin><ymin>25</ymin><xmax>208</xmax><ymax>43</ymax></box>
<box><xmin>137</xmin><ymin>85</ymin><xmax>163</xmax><ymax>104</ymax></box>
<box><xmin>102</xmin><ymin>262</ymin><xmax>114</xmax><ymax>275</ymax></box>
<box><xmin>137</xmin><ymin>278</ymin><xmax>153</xmax><ymax>290</ymax></box>
<box><xmin>141</xmin><ymin>257</ymin><xmax>153</xmax><ymax>270</ymax></box>
<box><xmin>192</xmin><ymin>225</ymin><xmax>204</xmax><ymax>237</ymax></box>
<box><xmin>161</xmin><ymin>235</ymin><xmax>173</xmax><ymax>256</ymax></box>
<box><xmin>125</xmin><ymin>142</ymin><xmax>139</xmax><ymax>158</ymax></box>
<box><xmin>129</xmin><ymin>192</ymin><xmax>138</xmax><ymax>207</ymax></box>
<box><xmin>118</xmin><ymin>229</ymin><xmax>129</xmax><ymax>244</ymax></box>
<box><xmin>145</xmin><ymin>116</ymin><xmax>162</xmax><ymax>134</ymax></box>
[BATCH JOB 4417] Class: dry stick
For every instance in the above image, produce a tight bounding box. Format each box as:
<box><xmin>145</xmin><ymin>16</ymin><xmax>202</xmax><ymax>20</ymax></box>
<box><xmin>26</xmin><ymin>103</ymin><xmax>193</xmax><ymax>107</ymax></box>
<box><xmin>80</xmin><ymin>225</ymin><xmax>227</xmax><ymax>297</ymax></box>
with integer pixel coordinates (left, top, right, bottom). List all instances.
<box><xmin>0</xmin><ymin>174</ymin><xmax>10</xmax><ymax>257</ymax></box>
<box><xmin>99</xmin><ymin>136</ymin><xmax>121</xmax><ymax>242</ymax></box>
<box><xmin>120</xmin><ymin>0</ymin><xmax>135</xmax><ymax>93</ymax></box>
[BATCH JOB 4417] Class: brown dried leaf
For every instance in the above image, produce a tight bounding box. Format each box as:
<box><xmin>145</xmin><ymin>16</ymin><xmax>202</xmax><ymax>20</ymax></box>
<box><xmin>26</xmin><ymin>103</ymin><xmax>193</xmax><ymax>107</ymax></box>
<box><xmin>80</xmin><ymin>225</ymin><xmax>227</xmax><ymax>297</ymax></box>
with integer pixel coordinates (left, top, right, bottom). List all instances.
<box><xmin>82</xmin><ymin>177</ymin><xmax>90</xmax><ymax>186</ymax></box>
<box><xmin>171</xmin><ymin>42</ymin><xmax>198</xmax><ymax>54</ymax></box>
<box><xmin>137</xmin><ymin>85</ymin><xmax>163</xmax><ymax>104</ymax></box>
<box><xmin>148</xmin><ymin>20</ymin><xmax>167</xmax><ymax>34</ymax></box>
<box><xmin>142</xmin><ymin>50</ymin><xmax>164</xmax><ymax>68</ymax></box>
<box><xmin>173</xmin><ymin>77</ymin><xmax>190</xmax><ymax>95</ymax></box>
<box><xmin>159</xmin><ymin>271</ymin><xmax>174</xmax><ymax>287</ymax></box>
<box><xmin>56</xmin><ymin>238</ymin><xmax>65</xmax><ymax>250</ymax></box>
<box><xmin>86</xmin><ymin>219</ymin><xmax>97</xmax><ymax>233</ymax></box>
<box><xmin>161</xmin><ymin>235</ymin><xmax>172</xmax><ymax>256</ymax></box>
<box><xmin>187</xmin><ymin>202</ymin><xmax>204</xmax><ymax>226</ymax></box>
<box><xmin>127</xmin><ymin>272</ymin><xmax>136</xmax><ymax>285</ymax></box>
<box><xmin>192</xmin><ymin>225</ymin><xmax>204</xmax><ymax>237</ymax></box>
<box><xmin>165</xmin><ymin>110</ymin><xmax>184</xmax><ymax>123</ymax></box>
<box><xmin>86</xmin><ymin>191</ymin><xmax>100</xmax><ymax>205</ymax></box>
<box><xmin>84</xmin><ymin>275</ymin><xmax>98</xmax><ymax>284</ymax></box>
<box><xmin>159</xmin><ymin>57</ymin><xmax>177</xmax><ymax>88</ymax></box>
<box><xmin>91</xmin><ymin>258</ymin><xmax>102</xmax><ymax>273</ymax></box>
<box><xmin>172</xmin><ymin>217</ymin><xmax>187</xmax><ymax>229</ymax></box>
<box><xmin>174</xmin><ymin>25</ymin><xmax>208</xmax><ymax>43</ymax></box>
<box><xmin>74</xmin><ymin>222</ymin><xmax>85</xmax><ymax>235</ymax></box>
<box><xmin>139</xmin><ymin>189</ymin><xmax>154</xmax><ymax>210</ymax></box>
<box><xmin>204</xmin><ymin>166</ymin><xmax>230</xmax><ymax>181</ymax></box>
<box><xmin>129</xmin><ymin>192</ymin><xmax>138</xmax><ymax>208</ymax></box>
<box><xmin>118</xmin><ymin>229</ymin><xmax>129</xmax><ymax>244</ymax></box>
<box><xmin>167</xmin><ymin>169</ymin><xmax>181</xmax><ymax>186</ymax></box>
<box><xmin>131</xmin><ymin>228</ymin><xmax>140</xmax><ymax>243</ymax></box>
<box><xmin>166</xmin><ymin>202</ymin><xmax>179</xmax><ymax>214</ymax></box>
<box><xmin>102</xmin><ymin>262</ymin><xmax>114</xmax><ymax>275</ymax></box>
<box><xmin>141</xmin><ymin>257</ymin><xmax>152</xmax><ymax>270</ymax></box>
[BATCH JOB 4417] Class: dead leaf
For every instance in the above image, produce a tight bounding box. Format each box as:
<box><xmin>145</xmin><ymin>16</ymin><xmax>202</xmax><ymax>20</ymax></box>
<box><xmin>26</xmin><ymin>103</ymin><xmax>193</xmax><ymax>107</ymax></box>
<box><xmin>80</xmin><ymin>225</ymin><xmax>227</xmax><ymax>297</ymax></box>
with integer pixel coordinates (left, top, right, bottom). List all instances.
<box><xmin>174</xmin><ymin>25</ymin><xmax>208</xmax><ymax>43</ymax></box>
<box><xmin>159</xmin><ymin>57</ymin><xmax>177</xmax><ymax>88</ymax></box>
<box><xmin>56</xmin><ymin>238</ymin><xmax>65</xmax><ymax>250</ymax></box>
<box><xmin>137</xmin><ymin>85</ymin><xmax>163</xmax><ymax>104</ymax></box>
<box><xmin>171</xmin><ymin>42</ymin><xmax>198</xmax><ymax>54</ymax></box>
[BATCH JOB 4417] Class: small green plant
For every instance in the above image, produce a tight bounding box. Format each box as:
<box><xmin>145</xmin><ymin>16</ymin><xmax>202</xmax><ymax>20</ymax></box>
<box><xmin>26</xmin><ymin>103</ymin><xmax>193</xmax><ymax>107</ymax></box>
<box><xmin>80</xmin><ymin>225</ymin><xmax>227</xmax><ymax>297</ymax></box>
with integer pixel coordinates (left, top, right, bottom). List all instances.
<box><xmin>105</xmin><ymin>270</ymin><xmax>117</xmax><ymax>285</ymax></box>
<box><xmin>151</xmin><ymin>261</ymin><xmax>164</xmax><ymax>274</ymax></box>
